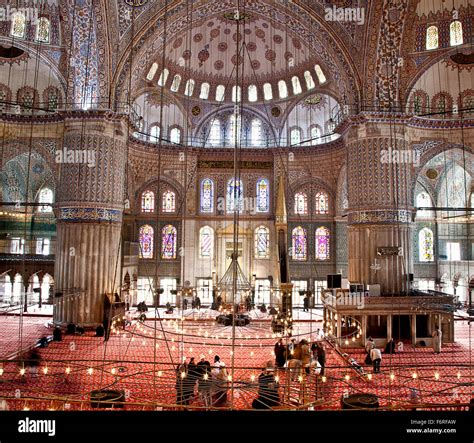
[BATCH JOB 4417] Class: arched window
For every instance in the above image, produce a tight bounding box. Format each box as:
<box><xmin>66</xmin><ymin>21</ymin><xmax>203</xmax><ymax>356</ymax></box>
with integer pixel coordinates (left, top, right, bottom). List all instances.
<box><xmin>17</xmin><ymin>87</ymin><xmax>38</xmax><ymax>109</ymax></box>
<box><xmin>43</xmin><ymin>87</ymin><xmax>61</xmax><ymax>111</ymax></box>
<box><xmin>315</xmin><ymin>191</ymin><xmax>329</xmax><ymax>214</ymax></box>
<box><xmin>158</xmin><ymin>68</ymin><xmax>169</xmax><ymax>86</ymax></box>
<box><xmin>209</xmin><ymin>119</ymin><xmax>221</xmax><ymax>146</ymax></box>
<box><xmin>184</xmin><ymin>79</ymin><xmax>195</xmax><ymax>96</ymax></box>
<box><xmin>314</xmin><ymin>65</ymin><xmax>327</xmax><ymax>84</ymax></box>
<box><xmin>310</xmin><ymin>126</ymin><xmax>321</xmax><ymax>143</ymax></box>
<box><xmin>263</xmin><ymin>83</ymin><xmax>273</xmax><ymax>101</ymax></box>
<box><xmin>10</xmin><ymin>12</ymin><xmax>26</xmax><ymax>38</ymax></box>
<box><xmin>291</xmin><ymin>226</ymin><xmax>307</xmax><ymax>261</ymax></box>
<box><xmin>450</xmin><ymin>20</ymin><xmax>463</xmax><ymax>46</ymax></box>
<box><xmin>255</xmin><ymin>226</ymin><xmax>270</xmax><ymax>258</ymax></box>
<box><xmin>162</xmin><ymin>190</ymin><xmax>176</xmax><ymax>213</ymax></box>
<box><xmin>292</xmin><ymin>76</ymin><xmax>302</xmax><ymax>95</ymax></box>
<box><xmin>200</xmin><ymin>82</ymin><xmax>210</xmax><ymax>100</ymax></box>
<box><xmin>304</xmin><ymin>71</ymin><xmax>315</xmax><ymax>90</ymax></box>
<box><xmin>35</xmin><ymin>17</ymin><xmax>50</xmax><ymax>43</ymax></box>
<box><xmin>416</xmin><ymin>191</ymin><xmax>433</xmax><ymax>218</ymax></box>
<box><xmin>149</xmin><ymin>125</ymin><xmax>160</xmax><ymax>142</ymax></box>
<box><xmin>161</xmin><ymin>225</ymin><xmax>177</xmax><ymax>260</ymax></box>
<box><xmin>232</xmin><ymin>85</ymin><xmax>241</xmax><ymax>103</ymax></box>
<box><xmin>13</xmin><ymin>274</ymin><xmax>23</xmax><ymax>300</ymax></box>
<box><xmin>294</xmin><ymin>192</ymin><xmax>308</xmax><ymax>215</ymax></box>
<box><xmin>315</xmin><ymin>227</ymin><xmax>330</xmax><ymax>260</ymax></box>
<box><xmin>199</xmin><ymin>226</ymin><xmax>214</xmax><ymax>258</ymax></box>
<box><xmin>170</xmin><ymin>74</ymin><xmax>181</xmax><ymax>92</ymax></box>
<box><xmin>139</xmin><ymin>225</ymin><xmax>154</xmax><ymax>259</ymax></box>
<box><xmin>200</xmin><ymin>179</ymin><xmax>214</xmax><ymax>213</ymax></box>
<box><xmin>216</xmin><ymin>85</ymin><xmax>225</xmax><ymax>102</ymax></box>
<box><xmin>290</xmin><ymin>128</ymin><xmax>301</xmax><ymax>146</ymax></box>
<box><xmin>226</xmin><ymin>178</ymin><xmax>243</xmax><ymax>213</ymax></box>
<box><xmin>278</xmin><ymin>80</ymin><xmax>288</xmax><ymax>99</ymax></box>
<box><xmin>146</xmin><ymin>63</ymin><xmax>158</xmax><ymax>81</ymax></box>
<box><xmin>419</xmin><ymin>227</ymin><xmax>434</xmax><ymax>262</ymax></box>
<box><xmin>228</xmin><ymin>114</ymin><xmax>242</xmax><ymax>145</ymax></box>
<box><xmin>41</xmin><ymin>274</ymin><xmax>52</xmax><ymax>302</ymax></box>
<box><xmin>141</xmin><ymin>190</ymin><xmax>155</xmax><ymax>212</ymax></box>
<box><xmin>250</xmin><ymin>119</ymin><xmax>262</xmax><ymax>146</ymax></box>
<box><xmin>38</xmin><ymin>188</ymin><xmax>53</xmax><ymax>212</ymax></box>
<box><xmin>256</xmin><ymin>178</ymin><xmax>269</xmax><ymax>213</ymax></box>
<box><xmin>248</xmin><ymin>84</ymin><xmax>258</xmax><ymax>102</ymax></box>
<box><xmin>170</xmin><ymin>127</ymin><xmax>181</xmax><ymax>144</ymax></box>
<box><xmin>426</xmin><ymin>25</ymin><xmax>439</xmax><ymax>50</ymax></box>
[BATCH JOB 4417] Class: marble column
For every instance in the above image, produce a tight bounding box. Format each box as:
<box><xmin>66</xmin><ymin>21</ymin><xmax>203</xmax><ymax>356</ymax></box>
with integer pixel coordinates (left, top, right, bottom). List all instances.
<box><xmin>54</xmin><ymin>115</ymin><xmax>127</xmax><ymax>327</ymax></box>
<box><xmin>346</xmin><ymin>128</ymin><xmax>413</xmax><ymax>295</ymax></box>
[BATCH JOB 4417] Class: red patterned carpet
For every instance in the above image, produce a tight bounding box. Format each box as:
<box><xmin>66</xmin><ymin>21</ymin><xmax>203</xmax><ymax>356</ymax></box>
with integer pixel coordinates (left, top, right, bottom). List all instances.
<box><xmin>0</xmin><ymin>310</ymin><xmax>472</xmax><ymax>411</ymax></box>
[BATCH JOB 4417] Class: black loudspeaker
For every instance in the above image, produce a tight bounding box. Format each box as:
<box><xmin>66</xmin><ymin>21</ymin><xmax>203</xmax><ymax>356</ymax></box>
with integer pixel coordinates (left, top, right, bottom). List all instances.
<box><xmin>327</xmin><ymin>274</ymin><xmax>342</xmax><ymax>289</ymax></box>
<box><xmin>90</xmin><ymin>390</ymin><xmax>125</xmax><ymax>408</ymax></box>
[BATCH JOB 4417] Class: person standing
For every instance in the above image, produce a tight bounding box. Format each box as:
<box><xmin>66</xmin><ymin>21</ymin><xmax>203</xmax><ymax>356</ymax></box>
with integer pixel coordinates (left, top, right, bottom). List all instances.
<box><xmin>303</xmin><ymin>295</ymin><xmax>309</xmax><ymax>312</ymax></box>
<box><xmin>365</xmin><ymin>337</ymin><xmax>375</xmax><ymax>354</ymax></box>
<box><xmin>370</xmin><ymin>348</ymin><xmax>382</xmax><ymax>373</ymax></box>
<box><xmin>274</xmin><ymin>339</ymin><xmax>286</xmax><ymax>368</ymax></box>
<box><xmin>197</xmin><ymin>358</ymin><xmax>212</xmax><ymax>408</ymax></box>
<box><xmin>432</xmin><ymin>326</ymin><xmax>442</xmax><ymax>354</ymax></box>
<box><xmin>300</xmin><ymin>339</ymin><xmax>311</xmax><ymax>373</ymax></box>
<box><xmin>316</xmin><ymin>343</ymin><xmax>326</xmax><ymax>376</ymax></box>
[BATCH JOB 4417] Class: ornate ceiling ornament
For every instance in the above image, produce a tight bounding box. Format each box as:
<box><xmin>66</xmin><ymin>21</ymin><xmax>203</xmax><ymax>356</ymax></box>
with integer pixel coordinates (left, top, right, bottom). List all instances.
<box><xmin>223</xmin><ymin>11</ymin><xmax>251</xmax><ymax>22</ymax></box>
<box><xmin>124</xmin><ymin>0</ymin><xmax>148</xmax><ymax>7</ymax></box>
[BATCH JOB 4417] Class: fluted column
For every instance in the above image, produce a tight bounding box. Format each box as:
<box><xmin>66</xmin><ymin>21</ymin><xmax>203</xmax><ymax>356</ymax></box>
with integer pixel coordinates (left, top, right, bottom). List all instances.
<box><xmin>346</xmin><ymin>124</ymin><xmax>413</xmax><ymax>295</ymax></box>
<box><xmin>54</xmin><ymin>115</ymin><xmax>127</xmax><ymax>326</ymax></box>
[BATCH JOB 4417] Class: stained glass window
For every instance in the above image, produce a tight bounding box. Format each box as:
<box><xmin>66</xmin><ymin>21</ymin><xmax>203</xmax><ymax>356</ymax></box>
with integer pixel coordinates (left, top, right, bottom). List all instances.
<box><xmin>315</xmin><ymin>227</ymin><xmax>330</xmax><ymax>260</ymax></box>
<box><xmin>170</xmin><ymin>127</ymin><xmax>181</xmax><ymax>144</ymax></box>
<box><xmin>200</xmin><ymin>82</ymin><xmax>210</xmax><ymax>100</ymax></box>
<box><xmin>315</xmin><ymin>192</ymin><xmax>329</xmax><ymax>214</ymax></box>
<box><xmin>228</xmin><ymin>114</ymin><xmax>242</xmax><ymax>145</ymax></box>
<box><xmin>226</xmin><ymin>178</ymin><xmax>243</xmax><ymax>213</ymax></box>
<box><xmin>149</xmin><ymin>125</ymin><xmax>160</xmax><ymax>142</ymax></box>
<box><xmin>38</xmin><ymin>188</ymin><xmax>53</xmax><ymax>212</ymax></box>
<box><xmin>18</xmin><ymin>88</ymin><xmax>36</xmax><ymax>108</ymax></box>
<box><xmin>46</xmin><ymin>88</ymin><xmax>59</xmax><ymax>110</ymax></box>
<box><xmin>263</xmin><ymin>83</ymin><xmax>273</xmax><ymax>101</ymax></box>
<box><xmin>158</xmin><ymin>68</ymin><xmax>169</xmax><ymax>86</ymax></box>
<box><xmin>250</xmin><ymin>119</ymin><xmax>262</xmax><ymax>146</ymax></box>
<box><xmin>170</xmin><ymin>74</ymin><xmax>181</xmax><ymax>92</ymax></box>
<box><xmin>139</xmin><ymin>225</ymin><xmax>154</xmax><ymax>259</ymax></box>
<box><xmin>416</xmin><ymin>191</ymin><xmax>433</xmax><ymax>218</ymax></box>
<box><xmin>413</xmin><ymin>94</ymin><xmax>422</xmax><ymax>114</ymax></box>
<box><xmin>200</xmin><ymin>226</ymin><xmax>213</xmax><ymax>257</ymax></box>
<box><xmin>314</xmin><ymin>65</ymin><xmax>327</xmax><ymax>84</ymax></box>
<box><xmin>255</xmin><ymin>226</ymin><xmax>270</xmax><ymax>259</ymax></box>
<box><xmin>290</xmin><ymin>128</ymin><xmax>301</xmax><ymax>145</ymax></box>
<box><xmin>291</xmin><ymin>226</ymin><xmax>307</xmax><ymax>261</ymax></box>
<box><xmin>248</xmin><ymin>84</ymin><xmax>258</xmax><ymax>102</ymax></box>
<box><xmin>426</xmin><ymin>25</ymin><xmax>439</xmax><ymax>50</ymax></box>
<box><xmin>419</xmin><ymin>227</ymin><xmax>434</xmax><ymax>262</ymax></box>
<box><xmin>11</xmin><ymin>12</ymin><xmax>26</xmax><ymax>38</ymax></box>
<box><xmin>216</xmin><ymin>85</ymin><xmax>225</xmax><ymax>102</ymax></box>
<box><xmin>450</xmin><ymin>21</ymin><xmax>463</xmax><ymax>46</ymax></box>
<box><xmin>162</xmin><ymin>190</ymin><xmax>176</xmax><ymax>212</ymax></box>
<box><xmin>232</xmin><ymin>85</ymin><xmax>241</xmax><ymax>103</ymax></box>
<box><xmin>146</xmin><ymin>63</ymin><xmax>158</xmax><ymax>81</ymax></box>
<box><xmin>200</xmin><ymin>179</ymin><xmax>214</xmax><ymax>213</ymax></box>
<box><xmin>292</xmin><ymin>76</ymin><xmax>302</xmax><ymax>95</ymax></box>
<box><xmin>304</xmin><ymin>71</ymin><xmax>315</xmax><ymax>90</ymax></box>
<box><xmin>310</xmin><ymin>126</ymin><xmax>321</xmax><ymax>143</ymax></box>
<box><xmin>184</xmin><ymin>79</ymin><xmax>195</xmax><ymax>96</ymax></box>
<box><xmin>141</xmin><ymin>190</ymin><xmax>155</xmax><ymax>212</ymax></box>
<box><xmin>256</xmin><ymin>178</ymin><xmax>269</xmax><ymax>212</ymax></box>
<box><xmin>294</xmin><ymin>192</ymin><xmax>308</xmax><ymax>215</ymax></box>
<box><xmin>161</xmin><ymin>225</ymin><xmax>177</xmax><ymax>260</ymax></box>
<box><xmin>278</xmin><ymin>80</ymin><xmax>288</xmax><ymax>99</ymax></box>
<box><xmin>209</xmin><ymin>120</ymin><xmax>221</xmax><ymax>146</ymax></box>
<box><xmin>36</xmin><ymin>17</ymin><xmax>50</xmax><ymax>43</ymax></box>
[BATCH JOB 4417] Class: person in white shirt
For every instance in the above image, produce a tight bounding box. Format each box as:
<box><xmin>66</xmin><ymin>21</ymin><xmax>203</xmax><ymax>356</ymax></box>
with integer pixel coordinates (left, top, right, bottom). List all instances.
<box><xmin>370</xmin><ymin>348</ymin><xmax>382</xmax><ymax>373</ymax></box>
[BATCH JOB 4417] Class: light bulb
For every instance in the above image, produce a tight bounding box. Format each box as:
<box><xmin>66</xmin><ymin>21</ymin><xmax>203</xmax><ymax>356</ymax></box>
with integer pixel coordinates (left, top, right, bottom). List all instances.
<box><xmin>322</xmin><ymin>376</ymin><xmax>327</xmax><ymax>382</ymax></box>
<box><xmin>390</xmin><ymin>373</ymin><xmax>395</xmax><ymax>381</ymax></box>
<box><xmin>275</xmin><ymin>376</ymin><xmax>279</xmax><ymax>382</ymax></box>
<box><xmin>367</xmin><ymin>374</ymin><xmax>372</xmax><ymax>381</ymax></box>
<box><xmin>434</xmin><ymin>372</ymin><xmax>440</xmax><ymax>380</ymax></box>
<box><xmin>20</xmin><ymin>368</ymin><xmax>25</xmax><ymax>375</ymax></box>
<box><xmin>203</xmin><ymin>373</ymin><xmax>208</xmax><ymax>380</ymax></box>
<box><xmin>298</xmin><ymin>375</ymin><xmax>303</xmax><ymax>382</ymax></box>
<box><xmin>457</xmin><ymin>372</ymin><xmax>461</xmax><ymax>379</ymax></box>
<box><xmin>227</xmin><ymin>375</ymin><xmax>232</xmax><ymax>381</ymax></box>
<box><xmin>43</xmin><ymin>367</ymin><xmax>48</xmax><ymax>374</ymax></box>
<box><xmin>65</xmin><ymin>367</ymin><xmax>71</xmax><ymax>374</ymax></box>
<box><xmin>88</xmin><ymin>368</ymin><xmax>93</xmax><ymax>375</ymax></box>
<box><xmin>0</xmin><ymin>368</ymin><xmax>3</xmax><ymax>376</ymax></box>
<box><xmin>345</xmin><ymin>374</ymin><xmax>350</xmax><ymax>381</ymax></box>
<box><xmin>158</xmin><ymin>371</ymin><xmax>163</xmax><ymax>377</ymax></box>
<box><xmin>111</xmin><ymin>368</ymin><xmax>116</xmax><ymax>375</ymax></box>
<box><xmin>412</xmin><ymin>372</ymin><xmax>417</xmax><ymax>379</ymax></box>
<box><xmin>180</xmin><ymin>371</ymin><xmax>186</xmax><ymax>379</ymax></box>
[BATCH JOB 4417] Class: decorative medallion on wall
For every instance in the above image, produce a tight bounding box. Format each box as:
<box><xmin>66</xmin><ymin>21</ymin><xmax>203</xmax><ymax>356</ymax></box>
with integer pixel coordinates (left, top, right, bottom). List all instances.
<box><xmin>192</xmin><ymin>106</ymin><xmax>201</xmax><ymax>116</ymax></box>
<box><xmin>304</xmin><ymin>94</ymin><xmax>322</xmax><ymax>105</ymax></box>
<box><xmin>123</xmin><ymin>0</ymin><xmax>148</xmax><ymax>6</ymax></box>
<box><xmin>223</xmin><ymin>11</ymin><xmax>251</xmax><ymax>22</ymax></box>
<box><xmin>425</xmin><ymin>168</ymin><xmax>438</xmax><ymax>180</ymax></box>
<box><xmin>271</xmin><ymin>107</ymin><xmax>281</xmax><ymax>117</ymax></box>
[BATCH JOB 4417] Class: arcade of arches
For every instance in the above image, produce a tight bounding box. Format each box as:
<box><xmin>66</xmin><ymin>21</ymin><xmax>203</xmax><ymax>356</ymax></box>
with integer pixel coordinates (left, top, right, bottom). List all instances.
<box><xmin>0</xmin><ymin>0</ymin><xmax>473</xmax><ymax>412</ymax></box>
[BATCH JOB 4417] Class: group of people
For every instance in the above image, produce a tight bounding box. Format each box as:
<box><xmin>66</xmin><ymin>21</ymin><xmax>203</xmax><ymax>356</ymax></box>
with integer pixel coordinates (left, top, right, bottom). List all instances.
<box><xmin>274</xmin><ymin>337</ymin><xmax>326</xmax><ymax>376</ymax></box>
<box><xmin>175</xmin><ymin>355</ymin><xmax>228</xmax><ymax>408</ymax></box>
